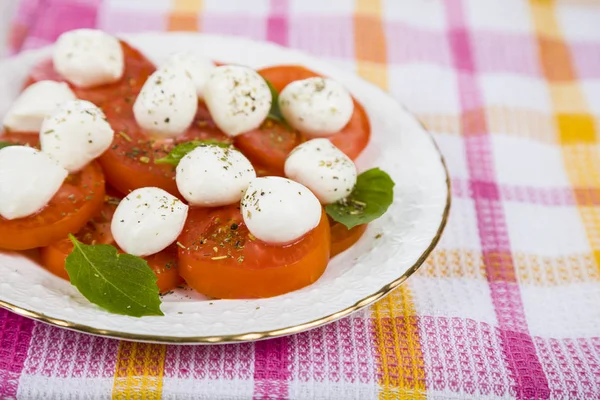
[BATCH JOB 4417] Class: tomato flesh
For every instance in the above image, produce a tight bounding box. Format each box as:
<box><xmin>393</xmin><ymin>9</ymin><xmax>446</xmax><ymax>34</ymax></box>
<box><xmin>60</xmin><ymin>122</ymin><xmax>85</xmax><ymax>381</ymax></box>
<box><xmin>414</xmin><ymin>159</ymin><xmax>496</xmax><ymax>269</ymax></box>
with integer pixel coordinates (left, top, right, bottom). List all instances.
<box><xmin>100</xmin><ymin>100</ymin><xmax>232</xmax><ymax>197</ymax></box>
<box><xmin>145</xmin><ymin>245</ymin><xmax>184</xmax><ymax>294</ymax></box>
<box><xmin>0</xmin><ymin>132</ymin><xmax>40</xmax><ymax>148</ymax></box>
<box><xmin>177</xmin><ymin>206</ymin><xmax>331</xmax><ymax>299</ymax></box>
<box><xmin>40</xmin><ymin>197</ymin><xmax>118</xmax><ymax>280</ymax></box>
<box><xmin>0</xmin><ymin>161</ymin><xmax>106</xmax><ymax>250</ymax></box>
<box><xmin>330</xmin><ymin>221</ymin><xmax>368</xmax><ymax>258</ymax></box>
<box><xmin>24</xmin><ymin>41</ymin><xmax>155</xmax><ymax>109</ymax></box>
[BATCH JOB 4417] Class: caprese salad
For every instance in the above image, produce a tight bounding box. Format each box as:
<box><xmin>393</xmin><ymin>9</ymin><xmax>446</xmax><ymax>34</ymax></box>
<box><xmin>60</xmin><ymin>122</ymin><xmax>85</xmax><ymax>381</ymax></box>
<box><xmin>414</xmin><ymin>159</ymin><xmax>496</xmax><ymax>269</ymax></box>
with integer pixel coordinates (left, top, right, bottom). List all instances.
<box><xmin>0</xmin><ymin>29</ymin><xmax>394</xmax><ymax>317</ymax></box>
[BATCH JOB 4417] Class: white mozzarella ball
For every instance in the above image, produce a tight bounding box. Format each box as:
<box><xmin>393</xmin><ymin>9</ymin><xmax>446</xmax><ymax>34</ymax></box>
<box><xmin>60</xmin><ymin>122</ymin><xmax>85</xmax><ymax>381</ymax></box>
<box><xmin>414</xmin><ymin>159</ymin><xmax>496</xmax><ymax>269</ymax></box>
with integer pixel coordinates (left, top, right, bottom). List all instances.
<box><xmin>53</xmin><ymin>29</ymin><xmax>124</xmax><ymax>88</ymax></box>
<box><xmin>111</xmin><ymin>187</ymin><xmax>189</xmax><ymax>257</ymax></box>
<box><xmin>0</xmin><ymin>146</ymin><xmax>68</xmax><ymax>220</ymax></box>
<box><xmin>133</xmin><ymin>67</ymin><xmax>198</xmax><ymax>138</ymax></box>
<box><xmin>285</xmin><ymin>138</ymin><xmax>357</xmax><ymax>204</ymax></box>
<box><xmin>40</xmin><ymin>100</ymin><xmax>114</xmax><ymax>173</ymax></box>
<box><xmin>2</xmin><ymin>81</ymin><xmax>76</xmax><ymax>133</ymax></box>
<box><xmin>162</xmin><ymin>52</ymin><xmax>216</xmax><ymax>98</ymax></box>
<box><xmin>278</xmin><ymin>77</ymin><xmax>354</xmax><ymax>137</ymax></box>
<box><xmin>203</xmin><ymin>65</ymin><xmax>271</xmax><ymax>137</ymax></box>
<box><xmin>241</xmin><ymin>177</ymin><xmax>321</xmax><ymax>244</ymax></box>
<box><xmin>176</xmin><ymin>145</ymin><xmax>256</xmax><ymax>207</ymax></box>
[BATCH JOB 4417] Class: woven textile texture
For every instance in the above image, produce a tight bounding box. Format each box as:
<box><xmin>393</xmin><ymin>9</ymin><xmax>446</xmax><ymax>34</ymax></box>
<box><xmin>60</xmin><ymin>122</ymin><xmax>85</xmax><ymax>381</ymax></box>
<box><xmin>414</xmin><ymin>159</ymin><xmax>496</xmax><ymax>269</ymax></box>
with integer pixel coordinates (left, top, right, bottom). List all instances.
<box><xmin>2</xmin><ymin>0</ymin><xmax>600</xmax><ymax>399</ymax></box>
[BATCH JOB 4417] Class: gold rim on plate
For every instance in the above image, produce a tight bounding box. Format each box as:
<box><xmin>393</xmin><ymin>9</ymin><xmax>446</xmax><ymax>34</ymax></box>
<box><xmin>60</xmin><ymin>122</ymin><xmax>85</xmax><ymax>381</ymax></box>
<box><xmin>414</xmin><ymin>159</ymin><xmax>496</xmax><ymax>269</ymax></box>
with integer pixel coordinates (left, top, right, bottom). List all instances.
<box><xmin>0</xmin><ymin>116</ymin><xmax>451</xmax><ymax>343</ymax></box>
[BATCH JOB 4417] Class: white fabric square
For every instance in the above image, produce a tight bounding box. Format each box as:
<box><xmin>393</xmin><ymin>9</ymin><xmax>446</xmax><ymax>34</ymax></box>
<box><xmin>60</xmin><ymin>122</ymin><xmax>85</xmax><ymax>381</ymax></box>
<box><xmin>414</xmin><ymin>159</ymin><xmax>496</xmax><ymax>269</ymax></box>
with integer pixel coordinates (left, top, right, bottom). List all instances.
<box><xmin>479</xmin><ymin>74</ymin><xmax>551</xmax><ymax>113</ymax></box>
<box><xmin>17</xmin><ymin>377</ymin><xmax>115</xmax><ymax>399</ymax></box>
<box><xmin>389</xmin><ymin>64</ymin><xmax>460</xmax><ymax>115</ymax></box>
<box><xmin>204</xmin><ymin>0</ymin><xmax>270</xmax><ymax>15</ymax></box>
<box><xmin>103</xmin><ymin>0</ymin><xmax>171</xmax><ymax>11</ymax></box>
<box><xmin>492</xmin><ymin>135</ymin><xmax>571</xmax><ymax>188</ymax></box>
<box><xmin>434</xmin><ymin>134</ymin><xmax>469</xmax><ymax>180</ymax></box>
<box><xmin>503</xmin><ymin>201</ymin><xmax>591</xmax><ymax>257</ymax></box>
<box><xmin>464</xmin><ymin>0</ymin><xmax>533</xmax><ymax>33</ymax></box>
<box><xmin>522</xmin><ymin>283</ymin><xmax>600</xmax><ymax>338</ymax></box>
<box><xmin>436</xmin><ymin>197</ymin><xmax>482</xmax><ymax>253</ymax></box>
<box><xmin>162</xmin><ymin>378</ymin><xmax>255</xmax><ymax>399</ymax></box>
<box><xmin>289</xmin><ymin>382</ymin><xmax>378</xmax><ymax>400</ymax></box>
<box><xmin>382</xmin><ymin>0</ymin><xmax>447</xmax><ymax>30</ymax></box>
<box><xmin>289</xmin><ymin>0</ymin><xmax>354</xmax><ymax>15</ymax></box>
<box><xmin>580</xmin><ymin>80</ymin><xmax>600</xmax><ymax>115</ymax></box>
<box><xmin>411</xmin><ymin>277</ymin><xmax>498</xmax><ymax>325</ymax></box>
<box><xmin>557</xmin><ymin>5</ymin><xmax>600</xmax><ymax>41</ymax></box>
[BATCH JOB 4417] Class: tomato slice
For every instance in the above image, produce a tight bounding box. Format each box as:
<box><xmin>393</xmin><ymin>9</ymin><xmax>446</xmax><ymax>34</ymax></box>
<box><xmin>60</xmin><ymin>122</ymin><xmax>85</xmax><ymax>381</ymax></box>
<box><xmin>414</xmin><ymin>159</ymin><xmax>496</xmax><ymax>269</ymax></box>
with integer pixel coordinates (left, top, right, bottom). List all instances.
<box><xmin>99</xmin><ymin>99</ymin><xmax>232</xmax><ymax>197</ymax></box>
<box><xmin>330</xmin><ymin>221</ymin><xmax>368</xmax><ymax>258</ymax></box>
<box><xmin>0</xmin><ymin>132</ymin><xmax>40</xmax><ymax>148</ymax></box>
<box><xmin>145</xmin><ymin>245</ymin><xmax>184</xmax><ymax>294</ymax></box>
<box><xmin>24</xmin><ymin>41</ymin><xmax>155</xmax><ymax>109</ymax></box>
<box><xmin>235</xmin><ymin>119</ymin><xmax>301</xmax><ymax>176</ymax></box>
<box><xmin>0</xmin><ymin>161</ymin><xmax>106</xmax><ymax>250</ymax></box>
<box><xmin>177</xmin><ymin>205</ymin><xmax>331</xmax><ymax>299</ymax></box>
<box><xmin>235</xmin><ymin>65</ymin><xmax>370</xmax><ymax>169</ymax></box>
<box><xmin>40</xmin><ymin>196</ymin><xmax>118</xmax><ymax>280</ymax></box>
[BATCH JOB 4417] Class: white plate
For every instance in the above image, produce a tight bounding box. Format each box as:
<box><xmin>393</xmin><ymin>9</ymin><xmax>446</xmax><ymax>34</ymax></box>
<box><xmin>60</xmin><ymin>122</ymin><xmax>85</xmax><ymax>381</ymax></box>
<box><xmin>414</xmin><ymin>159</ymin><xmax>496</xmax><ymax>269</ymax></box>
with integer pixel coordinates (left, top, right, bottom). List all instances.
<box><xmin>0</xmin><ymin>33</ymin><xmax>450</xmax><ymax>344</ymax></box>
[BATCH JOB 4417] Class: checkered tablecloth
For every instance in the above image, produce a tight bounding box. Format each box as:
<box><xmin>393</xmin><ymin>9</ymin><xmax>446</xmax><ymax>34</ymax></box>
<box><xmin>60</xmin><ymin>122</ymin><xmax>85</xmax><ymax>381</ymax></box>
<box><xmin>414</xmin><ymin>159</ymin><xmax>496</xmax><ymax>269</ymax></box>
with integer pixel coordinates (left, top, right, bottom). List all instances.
<box><xmin>2</xmin><ymin>0</ymin><xmax>600</xmax><ymax>398</ymax></box>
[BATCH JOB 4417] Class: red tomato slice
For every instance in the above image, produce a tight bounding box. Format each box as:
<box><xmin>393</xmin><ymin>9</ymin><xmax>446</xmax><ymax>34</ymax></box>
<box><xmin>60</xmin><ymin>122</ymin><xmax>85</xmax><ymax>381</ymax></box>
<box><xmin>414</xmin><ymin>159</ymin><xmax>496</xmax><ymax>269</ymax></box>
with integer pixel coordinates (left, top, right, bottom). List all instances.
<box><xmin>330</xmin><ymin>221</ymin><xmax>368</xmax><ymax>258</ymax></box>
<box><xmin>234</xmin><ymin>65</ymin><xmax>370</xmax><ymax>172</ymax></box>
<box><xmin>177</xmin><ymin>205</ymin><xmax>331</xmax><ymax>299</ymax></box>
<box><xmin>0</xmin><ymin>161</ymin><xmax>106</xmax><ymax>250</ymax></box>
<box><xmin>144</xmin><ymin>245</ymin><xmax>184</xmax><ymax>294</ymax></box>
<box><xmin>0</xmin><ymin>132</ymin><xmax>40</xmax><ymax>148</ymax></box>
<box><xmin>40</xmin><ymin>196</ymin><xmax>118</xmax><ymax>280</ymax></box>
<box><xmin>99</xmin><ymin>99</ymin><xmax>232</xmax><ymax>198</ymax></box>
<box><xmin>24</xmin><ymin>41</ymin><xmax>155</xmax><ymax>109</ymax></box>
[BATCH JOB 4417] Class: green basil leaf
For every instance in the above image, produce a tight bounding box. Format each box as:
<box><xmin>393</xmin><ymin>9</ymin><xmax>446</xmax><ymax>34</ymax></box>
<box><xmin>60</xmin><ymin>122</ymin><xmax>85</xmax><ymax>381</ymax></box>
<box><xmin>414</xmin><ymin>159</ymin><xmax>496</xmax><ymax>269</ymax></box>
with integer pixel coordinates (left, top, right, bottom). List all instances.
<box><xmin>0</xmin><ymin>141</ymin><xmax>16</xmax><ymax>150</ymax></box>
<box><xmin>325</xmin><ymin>168</ymin><xmax>395</xmax><ymax>229</ymax></box>
<box><xmin>65</xmin><ymin>235</ymin><xmax>163</xmax><ymax>317</ymax></box>
<box><xmin>263</xmin><ymin>78</ymin><xmax>292</xmax><ymax>130</ymax></box>
<box><xmin>154</xmin><ymin>139</ymin><xmax>231</xmax><ymax>166</ymax></box>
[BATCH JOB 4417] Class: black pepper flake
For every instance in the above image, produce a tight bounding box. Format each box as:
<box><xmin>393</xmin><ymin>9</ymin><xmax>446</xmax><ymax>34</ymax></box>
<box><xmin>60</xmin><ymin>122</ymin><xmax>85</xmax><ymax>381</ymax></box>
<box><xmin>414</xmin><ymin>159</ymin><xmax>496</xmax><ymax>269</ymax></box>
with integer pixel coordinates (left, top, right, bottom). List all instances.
<box><xmin>164</xmin><ymin>117</ymin><xmax>170</xmax><ymax>123</ymax></box>
<box><xmin>230</xmin><ymin>223</ymin><xmax>238</xmax><ymax>230</ymax></box>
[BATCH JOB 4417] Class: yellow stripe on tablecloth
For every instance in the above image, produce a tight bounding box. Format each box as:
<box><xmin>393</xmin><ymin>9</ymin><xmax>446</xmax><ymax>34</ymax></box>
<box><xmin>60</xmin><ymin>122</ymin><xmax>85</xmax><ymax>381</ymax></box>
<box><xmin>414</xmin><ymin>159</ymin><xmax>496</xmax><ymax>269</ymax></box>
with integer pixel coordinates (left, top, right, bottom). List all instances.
<box><xmin>354</xmin><ymin>0</ymin><xmax>388</xmax><ymax>90</ymax></box>
<box><xmin>530</xmin><ymin>1</ymin><xmax>600</xmax><ymax>271</ymax></box>
<box><xmin>373</xmin><ymin>287</ymin><xmax>427</xmax><ymax>400</ymax></box>
<box><xmin>168</xmin><ymin>0</ymin><xmax>203</xmax><ymax>31</ymax></box>
<box><xmin>111</xmin><ymin>342</ymin><xmax>167</xmax><ymax>399</ymax></box>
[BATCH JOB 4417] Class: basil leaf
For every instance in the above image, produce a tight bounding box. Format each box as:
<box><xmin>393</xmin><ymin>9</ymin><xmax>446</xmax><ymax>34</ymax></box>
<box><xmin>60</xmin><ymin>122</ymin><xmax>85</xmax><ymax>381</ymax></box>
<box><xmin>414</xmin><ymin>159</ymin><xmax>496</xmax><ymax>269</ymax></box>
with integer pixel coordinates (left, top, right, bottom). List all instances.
<box><xmin>325</xmin><ymin>168</ymin><xmax>395</xmax><ymax>229</ymax></box>
<box><xmin>263</xmin><ymin>78</ymin><xmax>292</xmax><ymax>130</ymax></box>
<box><xmin>154</xmin><ymin>139</ymin><xmax>231</xmax><ymax>166</ymax></box>
<box><xmin>65</xmin><ymin>235</ymin><xmax>163</xmax><ymax>317</ymax></box>
<box><xmin>0</xmin><ymin>141</ymin><xmax>16</xmax><ymax>150</ymax></box>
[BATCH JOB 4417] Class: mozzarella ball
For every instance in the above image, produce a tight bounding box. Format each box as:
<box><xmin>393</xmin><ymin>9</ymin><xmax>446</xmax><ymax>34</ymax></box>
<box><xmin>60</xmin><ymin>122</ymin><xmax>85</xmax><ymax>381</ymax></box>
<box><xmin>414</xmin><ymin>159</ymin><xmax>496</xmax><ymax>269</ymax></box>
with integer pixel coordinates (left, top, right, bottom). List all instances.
<box><xmin>133</xmin><ymin>67</ymin><xmax>198</xmax><ymax>138</ymax></box>
<box><xmin>162</xmin><ymin>52</ymin><xmax>216</xmax><ymax>98</ymax></box>
<box><xmin>53</xmin><ymin>29</ymin><xmax>124</xmax><ymax>88</ymax></box>
<box><xmin>2</xmin><ymin>81</ymin><xmax>76</xmax><ymax>133</ymax></box>
<box><xmin>0</xmin><ymin>146</ymin><xmax>68</xmax><ymax>220</ymax></box>
<box><xmin>241</xmin><ymin>177</ymin><xmax>321</xmax><ymax>244</ymax></box>
<box><xmin>285</xmin><ymin>138</ymin><xmax>357</xmax><ymax>204</ymax></box>
<box><xmin>203</xmin><ymin>65</ymin><xmax>271</xmax><ymax>137</ymax></box>
<box><xmin>278</xmin><ymin>77</ymin><xmax>354</xmax><ymax>137</ymax></box>
<box><xmin>40</xmin><ymin>100</ymin><xmax>114</xmax><ymax>173</ymax></box>
<box><xmin>111</xmin><ymin>187</ymin><xmax>189</xmax><ymax>257</ymax></box>
<box><xmin>176</xmin><ymin>145</ymin><xmax>256</xmax><ymax>207</ymax></box>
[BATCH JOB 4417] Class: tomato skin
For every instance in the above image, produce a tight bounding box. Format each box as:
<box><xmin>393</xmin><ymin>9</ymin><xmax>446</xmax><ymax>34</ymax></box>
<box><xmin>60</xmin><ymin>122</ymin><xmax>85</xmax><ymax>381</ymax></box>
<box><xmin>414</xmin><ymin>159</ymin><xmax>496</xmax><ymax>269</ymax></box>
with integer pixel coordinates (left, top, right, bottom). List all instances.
<box><xmin>178</xmin><ymin>206</ymin><xmax>331</xmax><ymax>299</ymax></box>
<box><xmin>24</xmin><ymin>41</ymin><xmax>155</xmax><ymax>109</ymax></box>
<box><xmin>100</xmin><ymin>100</ymin><xmax>232</xmax><ymax>198</ymax></box>
<box><xmin>0</xmin><ymin>161</ymin><xmax>106</xmax><ymax>251</ymax></box>
<box><xmin>330</xmin><ymin>221</ymin><xmax>368</xmax><ymax>258</ymax></box>
<box><xmin>145</xmin><ymin>245</ymin><xmax>183</xmax><ymax>294</ymax></box>
<box><xmin>40</xmin><ymin>197</ymin><xmax>117</xmax><ymax>280</ymax></box>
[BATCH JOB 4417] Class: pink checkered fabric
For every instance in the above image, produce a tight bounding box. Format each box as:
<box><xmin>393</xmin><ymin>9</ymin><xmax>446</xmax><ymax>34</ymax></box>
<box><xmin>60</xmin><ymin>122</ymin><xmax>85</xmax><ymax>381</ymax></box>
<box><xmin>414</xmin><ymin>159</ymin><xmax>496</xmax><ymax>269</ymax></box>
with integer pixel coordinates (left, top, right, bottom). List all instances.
<box><xmin>2</xmin><ymin>0</ymin><xmax>600</xmax><ymax>399</ymax></box>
